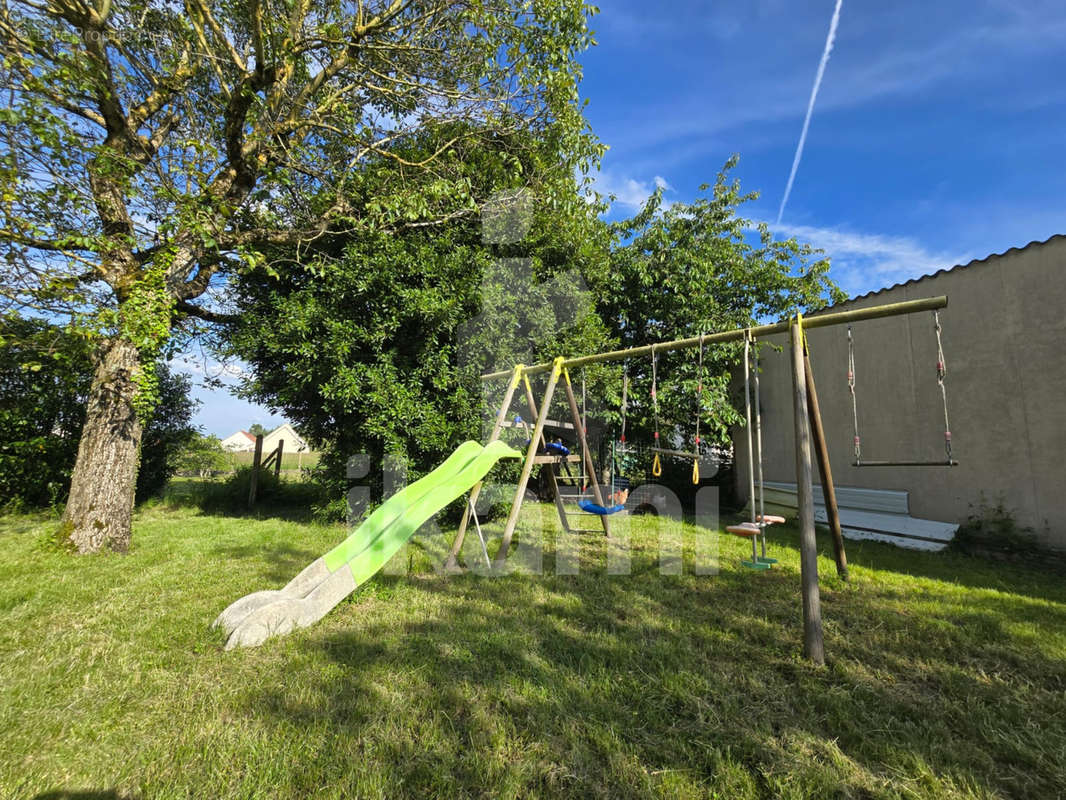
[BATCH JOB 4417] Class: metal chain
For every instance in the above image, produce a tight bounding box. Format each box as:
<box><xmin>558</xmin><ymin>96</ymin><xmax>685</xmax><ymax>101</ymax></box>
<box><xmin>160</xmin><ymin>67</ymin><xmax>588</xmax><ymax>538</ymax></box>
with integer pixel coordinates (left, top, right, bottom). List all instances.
<box><xmin>651</xmin><ymin>348</ymin><xmax>662</xmax><ymax>476</ymax></box>
<box><xmin>847</xmin><ymin>325</ymin><xmax>861</xmax><ymax>463</ymax></box>
<box><xmin>751</xmin><ymin>331</ymin><xmax>766</xmax><ymax>534</ymax></box>
<box><xmin>581</xmin><ymin>368</ymin><xmax>587</xmax><ymax>435</ymax></box>
<box><xmin>743</xmin><ymin>331</ymin><xmax>756</xmax><ymax>525</ymax></box>
<box><xmin>620</xmin><ymin>366</ymin><xmax>628</xmax><ymax>444</ymax></box>
<box><xmin>694</xmin><ymin>334</ymin><xmax>704</xmax><ymax>451</ymax></box>
<box><xmin>691</xmin><ymin>335</ymin><xmax>705</xmax><ymax>485</ymax></box>
<box><xmin>651</xmin><ymin>348</ymin><xmax>660</xmax><ymax>440</ymax></box>
<box><xmin>934</xmin><ymin>311</ymin><xmax>953</xmax><ymax>460</ymax></box>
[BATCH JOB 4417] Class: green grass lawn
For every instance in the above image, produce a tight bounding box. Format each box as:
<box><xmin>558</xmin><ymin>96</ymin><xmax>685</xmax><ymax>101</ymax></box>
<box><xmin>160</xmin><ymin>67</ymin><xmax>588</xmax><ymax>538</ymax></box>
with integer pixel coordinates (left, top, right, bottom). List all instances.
<box><xmin>1</xmin><ymin>501</ymin><xmax>1064</xmax><ymax>799</ymax></box>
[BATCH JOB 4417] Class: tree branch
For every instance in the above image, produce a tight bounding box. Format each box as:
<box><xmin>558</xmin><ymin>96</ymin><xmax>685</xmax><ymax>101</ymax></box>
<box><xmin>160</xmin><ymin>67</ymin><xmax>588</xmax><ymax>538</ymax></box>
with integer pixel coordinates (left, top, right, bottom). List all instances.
<box><xmin>129</xmin><ymin>42</ymin><xmax>195</xmax><ymax>129</ymax></box>
<box><xmin>1</xmin><ymin>229</ymin><xmax>97</xmax><ymax>253</ymax></box>
<box><xmin>175</xmin><ymin>299</ymin><xmax>238</xmax><ymax>324</ymax></box>
<box><xmin>186</xmin><ymin>0</ymin><xmax>246</xmax><ymax>72</ymax></box>
<box><xmin>174</xmin><ymin>256</ymin><xmax>234</xmax><ymax>300</ymax></box>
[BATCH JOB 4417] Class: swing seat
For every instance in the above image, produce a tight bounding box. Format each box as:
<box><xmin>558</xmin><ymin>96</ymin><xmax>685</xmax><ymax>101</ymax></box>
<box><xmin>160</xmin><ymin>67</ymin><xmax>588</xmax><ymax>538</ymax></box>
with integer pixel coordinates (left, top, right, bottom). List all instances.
<box><xmin>578</xmin><ymin>499</ymin><xmax>626</xmax><ymax>516</ymax></box>
<box><xmin>726</xmin><ymin>522</ymin><xmax>761</xmax><ymax>537</ymax></box>
<box><xmin>756</xmin><ymin>514</ymin><xmax>786</xmax><ymax>525</ymax></box>
<box><xmin>543</xmin><ymin>442</ymin><xmax>570</xmax><ymax>457</ymax></box>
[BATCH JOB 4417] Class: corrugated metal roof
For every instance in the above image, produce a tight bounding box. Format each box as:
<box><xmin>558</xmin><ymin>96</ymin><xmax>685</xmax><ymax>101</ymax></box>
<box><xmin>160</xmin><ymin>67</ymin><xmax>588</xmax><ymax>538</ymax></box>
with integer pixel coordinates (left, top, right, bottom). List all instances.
<box><xmin>837</xmin><ymin>232</ymin><xmax>1066</xmax><ymax>306</ymax></box>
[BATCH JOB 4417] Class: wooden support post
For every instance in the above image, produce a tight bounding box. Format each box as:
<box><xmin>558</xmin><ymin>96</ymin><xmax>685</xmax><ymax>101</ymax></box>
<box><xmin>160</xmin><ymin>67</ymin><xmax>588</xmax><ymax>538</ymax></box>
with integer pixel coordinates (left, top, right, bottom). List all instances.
<box><xmin>561</xmin><ymin>370</ymin><xmax>610</xmax><ymax>537</ymax></box>
<box><xmin>248</xmin><ymin>434</ymin><xmax>264</xmax><ymax>508</ymax></box>
<box><xmin>803</xmin><ymin>347</ymin><xmax>849</xmax><ymax>580</ymax></box>
<box><xmin>446</xmin><ymin>366</ymin><xmax>523</xmax><ymax>569</ymax></box>
<box><xmin>523</xmin><ymin>377</ymin><xmax>571</xmax><ymax>534</ymax></box>
<box><xmin>273</xmin><ymin>439</ymin><xmax>284</xmax><ymax>479</ymax></box>
<box><xmin>791</xmin><ymin>319</ymin><xmax>825</xmax><ymax>665</ymax></box>
<box><xmin>496</xmin><ymin>358</ymin><xmax>564</xmax><ymax>565</ymax></box>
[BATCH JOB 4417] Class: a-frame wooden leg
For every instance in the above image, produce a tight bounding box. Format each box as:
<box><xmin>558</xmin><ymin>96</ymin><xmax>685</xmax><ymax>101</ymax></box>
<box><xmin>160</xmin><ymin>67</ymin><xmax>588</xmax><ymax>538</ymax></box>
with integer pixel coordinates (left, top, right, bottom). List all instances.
<box><xmin>562</xmin><ymin>369</ymin><xmax>610</xmax><ymax>537</ymax></box>
<box><xmin>522</xmin><ymin>375</ymin><xmax>571</xmax><ymax>534</ymax></box>
<box><xmin>496</xmin><ymin>358</ymin><xmax>564</xmax><ymax>565</ymax></box>
<box><xmin>446</xmin><ymin>365</ymin><xmax>523</xmax><ymax>569</ymax></box>
<box><xmin>803</xmin><ymin>347</ymin><xmax>849</xmax><ymax>580</ymax></box>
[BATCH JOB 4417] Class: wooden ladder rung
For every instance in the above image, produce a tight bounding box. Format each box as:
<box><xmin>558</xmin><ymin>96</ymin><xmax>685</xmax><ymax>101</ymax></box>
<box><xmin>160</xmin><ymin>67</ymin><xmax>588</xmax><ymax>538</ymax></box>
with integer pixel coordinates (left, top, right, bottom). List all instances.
<box><xmin>533</xmin><ymin>454</ymin><xmax>582</xmax><ymax>464</ymax></box>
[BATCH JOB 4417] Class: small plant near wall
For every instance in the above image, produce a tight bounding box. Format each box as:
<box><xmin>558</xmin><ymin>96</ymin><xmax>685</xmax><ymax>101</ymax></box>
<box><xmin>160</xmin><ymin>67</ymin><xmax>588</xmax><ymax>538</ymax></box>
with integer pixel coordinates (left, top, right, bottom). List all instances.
<box><xmin>954</xmin><ymin>496</ymin><xmax>1061</xmax><ymax>569</ymax></box>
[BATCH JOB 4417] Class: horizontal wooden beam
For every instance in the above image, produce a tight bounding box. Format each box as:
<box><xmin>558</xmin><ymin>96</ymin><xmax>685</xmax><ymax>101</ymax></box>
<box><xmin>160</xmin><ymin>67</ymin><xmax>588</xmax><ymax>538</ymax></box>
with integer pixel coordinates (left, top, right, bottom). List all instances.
<box><xmin>481</xmin><ymin>296</ymin><xmax>948</xmax><ymax>381</ymax></box>
<box><xmin>532</xmin><ymin>454</ymin><xmax>582</xmax><ymax>464</ymax></box>
<box><xmin>499</xmin><ymin>419</ymin><xmax>575</xmax><ymax>431</ymax></box>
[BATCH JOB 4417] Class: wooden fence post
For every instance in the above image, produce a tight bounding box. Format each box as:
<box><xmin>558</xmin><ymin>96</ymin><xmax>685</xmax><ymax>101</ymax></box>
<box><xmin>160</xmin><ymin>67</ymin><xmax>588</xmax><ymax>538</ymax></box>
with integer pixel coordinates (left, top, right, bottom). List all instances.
<box><xmin>791</xmin><ymin>319</ymin><xmax>825</xmax><ymax>665</ymax></box>
<box><xmin>248</xmin><ymin>434</ymin><xmax>263</xmax><ymax>508</ymax></box>
<box><xmin>273</xmin><ymin>439</ymin><xmax>284</xmax><ymax>479</ymax></box>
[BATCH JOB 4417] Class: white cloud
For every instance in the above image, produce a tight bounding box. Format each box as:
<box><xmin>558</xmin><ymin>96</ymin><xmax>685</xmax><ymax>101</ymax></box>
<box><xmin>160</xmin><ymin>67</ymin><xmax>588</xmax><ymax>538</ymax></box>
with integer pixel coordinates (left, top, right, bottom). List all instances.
<box><xmin>767</xmin><ymin>221</ymin><xmax>973</xmax><ymax>296</ymax></box>
<box><xmin>591</xmin><ymin>170</ymin><xmax>673</xmax><ymax>212</ymax></box>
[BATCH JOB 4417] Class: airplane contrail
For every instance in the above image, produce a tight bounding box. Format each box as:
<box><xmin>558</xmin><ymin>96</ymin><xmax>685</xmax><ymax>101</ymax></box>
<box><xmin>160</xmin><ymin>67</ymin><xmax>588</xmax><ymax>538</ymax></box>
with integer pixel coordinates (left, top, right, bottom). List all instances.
<box><xmin>777</xmin><ymin>0</ymin><xmax>844</xmax><ymax>225</ymax></box>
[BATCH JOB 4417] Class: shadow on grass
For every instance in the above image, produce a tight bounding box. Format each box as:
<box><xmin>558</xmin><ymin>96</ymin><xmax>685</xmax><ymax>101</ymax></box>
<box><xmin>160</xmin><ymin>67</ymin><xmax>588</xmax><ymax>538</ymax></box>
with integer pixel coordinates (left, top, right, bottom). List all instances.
<box><xmin>235</xmin><ymin>539</ymin><xmax>1066</xmax><ymax>798</ymax></box>
<box><xmin>160</xmin><ymin>478</ymin><xmax>324</xmax><ymax>525</ymax></box>
<box><xmin>759</xmin><ymin>518</ymin><xmax>1066</xmax><ymax>606</ymax></box>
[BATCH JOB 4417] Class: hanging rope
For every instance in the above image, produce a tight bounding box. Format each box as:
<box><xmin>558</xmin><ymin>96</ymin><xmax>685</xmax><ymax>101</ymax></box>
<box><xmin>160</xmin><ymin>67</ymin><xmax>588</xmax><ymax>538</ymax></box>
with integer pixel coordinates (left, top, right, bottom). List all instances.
<box><xmin>935</xmin><ymin>311</ymin><xmax>953</xmax><ymax>461</ymax></box>
<box><xmin>847</xmin><ymin>313</ymin><xmax>956</xmax><ymax>467</ymax></box>
<box><xmin>847</xmin><ymin>325</ymin><xmax>861</xmax><ymax>464</ymax></box>
<box><xmin>611</xmin><ymin>366</ymin><xmax>629</xmax><ymax>504</ymax></box>
<box><xmin>580</xmin><ymin>368</ymin><xmax>588</xmax><ymax>492</ymax></box>
<box><xmin>743</xmin><ymin>331</ymin><xmax>757</xmax><ymax>526</ymax></box>
<box><xmin>651</xmin><ymin>347</ymin><xmax>662</xmax><ymax>477</ymax></box>
<box><xmin>581</xmin><ymin>368</ymin><xmax>587</xmax><ymax>436</ymax></box>
<box><xmin>692</xmin><ymin>333</ymin><xmax>705</xmax><ymax>485</ymax></box>
<box><xmin>751</xmin><ymin>331</ymin><xmax>764</xmax><ymax>528</ymax></box>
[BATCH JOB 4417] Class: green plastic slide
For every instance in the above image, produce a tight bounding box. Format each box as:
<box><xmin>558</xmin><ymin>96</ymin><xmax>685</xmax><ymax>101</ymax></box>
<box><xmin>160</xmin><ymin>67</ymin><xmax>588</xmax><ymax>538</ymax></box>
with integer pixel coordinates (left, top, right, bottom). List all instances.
<box><xmin>343</xmin><ymin>438</ymin><xmax>519</xmax><ymax>585</ymax></box>
<box><xmin>215</xmin><ymin>440</ymin><xmax>519</xmax><ymax>649</ymax></box>
<box><xmin>322</xmin><ymin>440</ymin><xmax>485</xmax><ymax>570</ymax></box>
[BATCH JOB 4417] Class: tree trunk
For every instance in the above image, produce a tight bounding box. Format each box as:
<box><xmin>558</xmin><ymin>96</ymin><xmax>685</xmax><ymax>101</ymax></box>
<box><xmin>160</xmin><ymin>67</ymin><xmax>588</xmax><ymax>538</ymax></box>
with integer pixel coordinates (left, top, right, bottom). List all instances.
<box><xmin>62</xmin><ymin>337</ymin><xmax>144</xmax><ymax>553</ymax></box>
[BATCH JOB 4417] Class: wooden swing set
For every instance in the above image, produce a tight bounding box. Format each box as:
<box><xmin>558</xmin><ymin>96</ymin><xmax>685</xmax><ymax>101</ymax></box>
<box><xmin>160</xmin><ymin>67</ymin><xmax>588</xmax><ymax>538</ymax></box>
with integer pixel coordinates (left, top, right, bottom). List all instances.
<box><xmin>448</xmin><ymin>295</ymin><xmax>952</xmax><ymax>664</ymax></box>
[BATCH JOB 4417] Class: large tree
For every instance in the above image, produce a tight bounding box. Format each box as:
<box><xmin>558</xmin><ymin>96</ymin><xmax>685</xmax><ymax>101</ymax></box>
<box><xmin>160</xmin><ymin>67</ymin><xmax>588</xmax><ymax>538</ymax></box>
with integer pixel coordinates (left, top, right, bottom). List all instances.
<box><xmin>0</xmin><ymin>0</ymin><xmax>599</xmax><ymax>551</ymax></box>
<box><xmin>224</xmin><ymin>155</ymin><xmax>842</xmax><ymax>504</ymax></box>
<box><xmin>597</xmin><ymin>157</ymin><xmax>845</xmax><ymax>450</ymax></box>
<box><xmin>223</xmin><ymin>129</ymin><xmax>612</xmax><ymax>495</ymax></box>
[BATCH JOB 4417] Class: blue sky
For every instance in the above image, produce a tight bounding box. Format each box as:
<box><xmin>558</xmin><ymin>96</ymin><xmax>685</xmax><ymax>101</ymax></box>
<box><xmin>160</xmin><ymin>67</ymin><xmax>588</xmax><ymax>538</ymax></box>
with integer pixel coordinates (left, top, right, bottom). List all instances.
<box><xmin>188</xmin><ymin>0</ymin><xmax>1066</xmax><ymax>436</ymax></box>
<box><xmin>586</xmin><ymin>0</ymin><xmax>1066</xmax><ymax>292</ymax></box>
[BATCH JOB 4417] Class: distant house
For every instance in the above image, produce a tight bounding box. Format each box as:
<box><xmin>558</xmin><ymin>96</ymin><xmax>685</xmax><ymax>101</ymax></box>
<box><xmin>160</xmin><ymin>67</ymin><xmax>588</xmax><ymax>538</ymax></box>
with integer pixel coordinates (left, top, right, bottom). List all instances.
<box><xmin>262</xmin><ymin>423</ymin><xmax>310</xmax><ymax>455</ymax></box>
<box><xmin>220</xmin><ymin>430</ymin><xmax>256</xmax><ymax>452</ymax></box>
